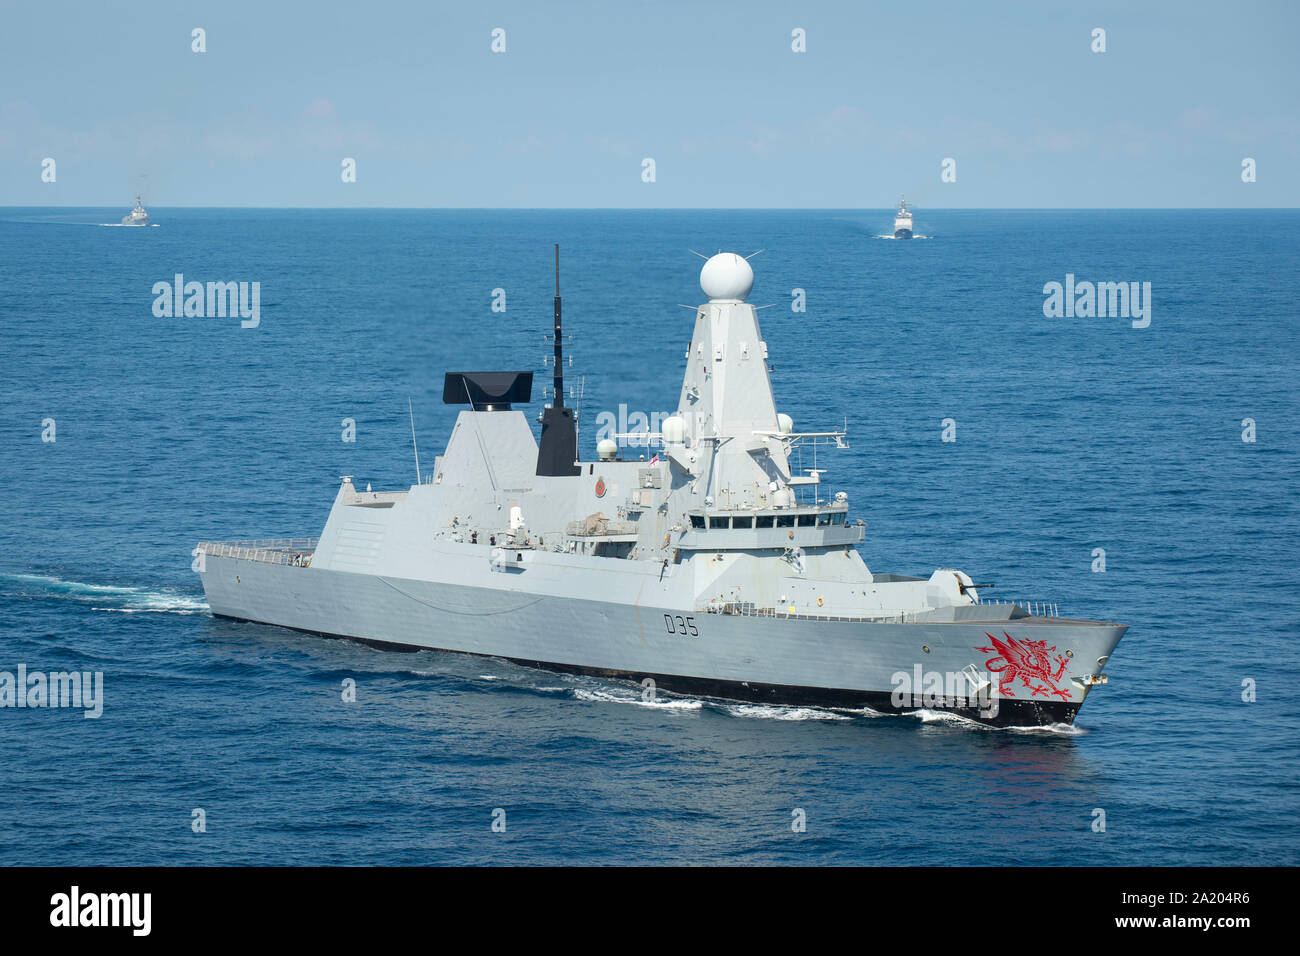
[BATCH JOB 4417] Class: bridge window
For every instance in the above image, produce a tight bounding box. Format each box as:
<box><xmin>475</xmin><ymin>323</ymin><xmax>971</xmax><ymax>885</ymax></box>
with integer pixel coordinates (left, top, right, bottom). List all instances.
<box><xmin>832</xmin><ymin>512</ymin><xmax>846</xmax><ymax>525</ymax></box>
<box><xmin>776</xmin><ymin>515</ymin><xmax>795</xmax><ymax>528</ymax></box>
<box><xmin>755</xmin><ymin>515</ymin><xmax>774</xmax><ymax>528</ymax></box>
<box><xmin>709</xmin><ymin>516</ymin><xmax>729</xmax><ymax>529</ymax></box>
<box><xmin>797</xmin><ymin>514</ymin><xmax>816</xmax><ymax>527</ymax></box>
<box><xmin>817</xmin><ymin>513</ymin><xmax>832</xmax><ymax>527</ymax></box>
<box><xmin>690</xmin><ymin>515</ymin><xmax>705</xmax><ymax>529</ymax></box>
<box><xmin>732</xmin><ymin>516</ymin><xmax>753</xmax><ymax>529</ymax></box>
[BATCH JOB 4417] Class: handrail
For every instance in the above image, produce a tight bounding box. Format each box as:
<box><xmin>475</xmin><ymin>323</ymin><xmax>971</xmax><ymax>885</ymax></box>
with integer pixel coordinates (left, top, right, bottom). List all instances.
<box><xmin>1003</xmin><ymin>599</ymin><xmax>1061</xmax><ymax>618</ymax></box>
<box><xmin>196</xmin><ymin>538</ymin><xmax>319</xmax><ymax>566</ymax></box>
<box><xmin>702</xmin><ymin>599</ymin><xmax>1063</xmax><ymax>624</ymax></box>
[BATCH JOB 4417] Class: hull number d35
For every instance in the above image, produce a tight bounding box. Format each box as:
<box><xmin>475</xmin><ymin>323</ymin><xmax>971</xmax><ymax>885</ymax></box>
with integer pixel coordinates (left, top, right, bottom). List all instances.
<box><xmin>664</xmin><ymin>614</ymin><xmax>699</xmax><ymax>637</ymax></box>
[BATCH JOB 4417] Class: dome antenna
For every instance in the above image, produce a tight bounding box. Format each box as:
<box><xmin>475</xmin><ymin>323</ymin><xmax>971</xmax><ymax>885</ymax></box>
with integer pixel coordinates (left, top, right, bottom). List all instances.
<box><xmin>699</xmin><ymin>251</ymin><xmax>754</xmax><ymax>302</ymax></box>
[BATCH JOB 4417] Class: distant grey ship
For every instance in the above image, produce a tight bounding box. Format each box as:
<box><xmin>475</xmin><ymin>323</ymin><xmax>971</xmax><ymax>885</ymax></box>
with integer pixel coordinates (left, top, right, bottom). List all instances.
<box><xmin>120</xmin><ymin>195</ymin><xmax>149</xmax><ymax>226</ymax></box>
<box><xmin>196</xmin><ymin>249</ymin><xmax>1125</xmax><ymax>726</ymax></box>
<box><xmin>893</xmin><ymin>197</ymin><xmax>913</xmax><ymax>239</ymax></box>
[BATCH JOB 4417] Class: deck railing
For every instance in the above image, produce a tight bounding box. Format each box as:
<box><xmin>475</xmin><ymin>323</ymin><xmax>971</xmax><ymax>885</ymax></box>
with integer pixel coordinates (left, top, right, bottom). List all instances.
<box><xmin>704</xmin><ymin>601</ymin><xmax>880</xmax><ymax>623</ymax></box>
<box><xmin>1003</xmin><ymin>600</ymin><xmax>1060</xmax><ymax>618</ymax></box>
<box><xmin>196</xmin><ymin>538</ymin><xmax>319</xmax><ymax>566</ymax></box>
<box><xmin>703</xmin><ymin>599</ymin><xmax>1062</xmax><ymax>624</ymax></box>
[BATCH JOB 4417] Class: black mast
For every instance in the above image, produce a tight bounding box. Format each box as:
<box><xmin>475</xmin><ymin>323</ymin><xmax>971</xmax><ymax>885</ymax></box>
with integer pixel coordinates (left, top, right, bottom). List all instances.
<box><xmin>535</xmin><ymin>243</ymin><xmax>581</xmax><ymax>477</ymax></box>
<box><xmin>552</xmin><ymin>243</ymin><xmax>564</xmax><ymax>404</ymax></box>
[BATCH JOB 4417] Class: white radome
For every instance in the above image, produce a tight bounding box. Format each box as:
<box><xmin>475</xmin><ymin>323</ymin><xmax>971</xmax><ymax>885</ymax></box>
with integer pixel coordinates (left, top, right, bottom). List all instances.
<box><xmin>700</xmin><ymin>253</ymin><xmax>753</xmax><ymax>302</ymax></box>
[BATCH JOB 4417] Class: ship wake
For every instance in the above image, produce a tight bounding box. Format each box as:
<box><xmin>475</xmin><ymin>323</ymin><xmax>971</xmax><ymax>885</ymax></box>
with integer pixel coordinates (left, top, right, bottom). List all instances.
<box><xmin>0</xmin><ymin>572</ymin><xmax>207</xmax><ymax>615</ymax></box>
<box><xmin>719</xmin><ymin>703</ymin><xmax>850</xmax><ymax>721</ymax></box>
<box><xmin>572</xmin><ymin>687</ymin><xmax>704</xmax><ymax>710</ymax></box>
<box><xmin>908</xmin><ymin>707</ymin><xmax>1087</xmax><ymax>734</ymax></box>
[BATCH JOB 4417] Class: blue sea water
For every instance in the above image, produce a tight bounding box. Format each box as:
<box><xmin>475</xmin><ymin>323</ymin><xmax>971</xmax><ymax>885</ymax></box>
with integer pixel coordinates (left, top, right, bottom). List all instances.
<box><xmin>0</xmin><ymin>207</ymin><xmax>1297</xmax><ymax>866</ymax></box>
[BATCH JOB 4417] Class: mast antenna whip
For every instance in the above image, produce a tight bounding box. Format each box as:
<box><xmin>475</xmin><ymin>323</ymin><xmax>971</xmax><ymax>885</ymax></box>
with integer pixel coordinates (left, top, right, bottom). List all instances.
<box><xmin>408</xmin><ymin>396</ymin><xmax>422</xmax><ymax>485</ymax></box>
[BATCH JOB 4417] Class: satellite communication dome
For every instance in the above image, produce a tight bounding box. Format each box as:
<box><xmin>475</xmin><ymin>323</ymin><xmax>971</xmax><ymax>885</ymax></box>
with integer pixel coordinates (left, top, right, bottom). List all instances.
<box><xmin>700</xmin><ymin>253</ymin><xmax>754</xmax><ymax>302</ymax></box>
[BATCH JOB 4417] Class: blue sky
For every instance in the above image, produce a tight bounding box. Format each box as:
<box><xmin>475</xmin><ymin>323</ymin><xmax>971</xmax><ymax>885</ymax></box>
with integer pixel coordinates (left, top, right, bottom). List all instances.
<box><xmin>1</xmin><ymin>0</ymin><xmax>1296</xmax><ymax>207</ymax></box>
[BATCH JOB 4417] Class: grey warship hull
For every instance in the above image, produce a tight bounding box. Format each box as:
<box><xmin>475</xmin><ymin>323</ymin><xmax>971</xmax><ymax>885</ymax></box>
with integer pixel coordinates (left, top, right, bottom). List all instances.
<box><xmin>198</xmin><ymin>541</ymin><xmax>1124</xmax><ymax>727</ymax></box>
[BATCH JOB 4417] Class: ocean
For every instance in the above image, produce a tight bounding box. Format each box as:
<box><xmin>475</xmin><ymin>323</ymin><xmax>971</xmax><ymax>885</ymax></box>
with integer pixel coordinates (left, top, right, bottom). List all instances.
<box><xmin>1</xmin><ymin>207</ymin><xmax>1297</xmax><ymax>865</ymax></box>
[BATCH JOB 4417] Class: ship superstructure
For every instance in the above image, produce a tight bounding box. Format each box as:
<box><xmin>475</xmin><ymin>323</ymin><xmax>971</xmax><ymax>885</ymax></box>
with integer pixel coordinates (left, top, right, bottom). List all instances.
<box><xmin>196</xmin><ymin>250</ymin><xmax>1124</xmax><ymax>726</ymax></box>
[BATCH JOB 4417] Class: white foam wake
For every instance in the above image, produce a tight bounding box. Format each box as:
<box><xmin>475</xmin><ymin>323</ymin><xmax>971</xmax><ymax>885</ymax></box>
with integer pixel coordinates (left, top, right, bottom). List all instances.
<box><xmin>0</xmin><ymin>572</ymin><xmax>207</xmax><ymax>614</ymax></box>
<box><xmin>572</xmin><ymin>688</ymin><xmax>703</xmax><ymax>710</ymax></box>
<box><xmin>908</xmin><ymin>707</ymin><xmax>1086</xmax><ymax>734</ymax></box>
<box><xmin>720</xmin><ymin>703</ymin><xmax>849</xmax><ymax>721</ymax></box>
<box><xmin>910</xmin><ymin>707</ymin><xmax>988</xmax><ymax>727</ymax></box>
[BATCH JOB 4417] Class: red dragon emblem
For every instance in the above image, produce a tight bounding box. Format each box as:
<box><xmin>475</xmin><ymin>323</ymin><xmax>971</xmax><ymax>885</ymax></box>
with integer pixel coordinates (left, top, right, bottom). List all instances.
<box><xmin>976</xmin><ymin>632</ymin><xmax>1072</xmax><ymax>700</ymax></box>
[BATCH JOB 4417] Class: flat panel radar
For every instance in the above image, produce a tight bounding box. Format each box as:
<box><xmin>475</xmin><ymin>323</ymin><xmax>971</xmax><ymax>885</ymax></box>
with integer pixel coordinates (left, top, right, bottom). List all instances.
<box><xmin>442</xmin><ymin>371</ymin><xmax>533</xmax><ymax>411</ymax></box>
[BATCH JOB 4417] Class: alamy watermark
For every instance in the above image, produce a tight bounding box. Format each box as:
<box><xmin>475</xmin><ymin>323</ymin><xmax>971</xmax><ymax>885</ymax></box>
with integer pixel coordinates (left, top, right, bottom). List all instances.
<box><xmin>152</xmin><ymin>274</ymin><xmax>260</xmax><ymax>328</ymax></box>
<box><xmin>891</xmin><ymin>665</ymin><xmax>1000</xmax><ymax>718</ymax></box>
<box><xmin>1042</xmin><ymin>274</ymin><xmax>1151</xmax><ymax>329</ymax></box>
<box><xmin>50</xmin><ymin>886</ymin><xmax>150</xmax><ymax>936</ymax></box>
<box><xmin>1</xmin><ymin>664</ymin><xmax>103</xmax><ymax>718</ymax></box>
<box><xmin>595</xmin><ymin>404</ymin><xmax>695</xmax><ymax>446</ymax></box>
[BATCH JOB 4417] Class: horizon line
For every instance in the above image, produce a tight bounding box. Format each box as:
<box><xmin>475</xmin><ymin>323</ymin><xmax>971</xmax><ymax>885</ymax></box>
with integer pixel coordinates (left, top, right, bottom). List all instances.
<box><xmin>2</xmin><ymin>204</ymin><xmax>1296</xmax><ymax>211</ymax></box>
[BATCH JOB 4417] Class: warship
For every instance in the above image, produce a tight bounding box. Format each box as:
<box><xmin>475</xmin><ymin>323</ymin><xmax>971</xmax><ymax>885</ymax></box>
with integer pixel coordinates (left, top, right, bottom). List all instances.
<box><xmin>196</xmin><ymin>249</ymin><xmax>1125</xmax><ymax>726</ymax></box>
<box><xmin>893</xmin><ymin>197</ymin><xmax>913</xmax><ymax>239</ymax></box>
<box><xmin>120</xmin><ymin>195</ymin><xmax>149</xmax><ymax>226</ymax></box>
